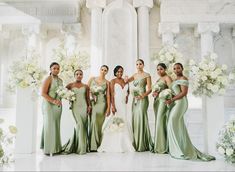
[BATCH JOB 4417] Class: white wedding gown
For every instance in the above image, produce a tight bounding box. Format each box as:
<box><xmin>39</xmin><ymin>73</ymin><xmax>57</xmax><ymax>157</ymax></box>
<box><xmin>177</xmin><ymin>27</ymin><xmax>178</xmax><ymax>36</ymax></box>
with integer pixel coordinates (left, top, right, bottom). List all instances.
<box><xmin>97</xmin><ymin>84</ymin><xmax>135</xmax><ymax>153</ymax></box>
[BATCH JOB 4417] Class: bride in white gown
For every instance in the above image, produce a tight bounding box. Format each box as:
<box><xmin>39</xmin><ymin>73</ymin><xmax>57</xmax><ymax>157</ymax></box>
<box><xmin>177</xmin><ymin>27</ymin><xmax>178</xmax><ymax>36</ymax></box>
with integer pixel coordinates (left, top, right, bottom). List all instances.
<box><xmin>98</xmin><ymin>66</ymin><xmax>135</xmax><ymax>153</ymax></box>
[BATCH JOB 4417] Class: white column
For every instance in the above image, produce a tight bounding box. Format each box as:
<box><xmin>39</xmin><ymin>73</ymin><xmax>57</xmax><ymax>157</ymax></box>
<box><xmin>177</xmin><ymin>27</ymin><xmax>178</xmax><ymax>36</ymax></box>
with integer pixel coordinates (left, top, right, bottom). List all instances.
<box><xmin>196</xmin><ymin>22</ymin><xmax>223</xmax><ymax>155</ymax></box>
<box><xmin>15</xmin><ymin>25</ymin><xmax>41</xmax><ymax>154</ymax></box>
<box><xmin>158</xmin><ymin>22</ymin><xmax>180</xmax><ymax>45</ymax></box>
<box><xmin>133</xmin><ymin>0</ymin><xmax>153</xmax><ymax>72</ymax></box>
<box><xmin>86</xmin><ymin>0</ymin><xmax>106</xmax><ymax>76</ymax></box>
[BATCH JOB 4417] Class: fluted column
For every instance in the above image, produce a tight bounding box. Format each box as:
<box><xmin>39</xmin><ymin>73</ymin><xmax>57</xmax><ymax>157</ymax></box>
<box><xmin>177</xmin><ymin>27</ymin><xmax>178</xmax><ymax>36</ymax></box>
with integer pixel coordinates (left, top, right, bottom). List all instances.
<box><xmin>86</xmin><ymin>0</ymin><xmax>106</xmax><ymax>75</ymax></box>
<box><xmin>158</xmin><ymin>22</ymin><xmax>180</xmax><ymax>45</ymax></box>
<box><xmin>196</xmin><ymin>22</ymin><xmax>223</xmax><ymax>155</ymax></box>
<box><xmin>133</xmin><ymin>0</ymin><xmax>153</xmax><ymax>72</ymax></box>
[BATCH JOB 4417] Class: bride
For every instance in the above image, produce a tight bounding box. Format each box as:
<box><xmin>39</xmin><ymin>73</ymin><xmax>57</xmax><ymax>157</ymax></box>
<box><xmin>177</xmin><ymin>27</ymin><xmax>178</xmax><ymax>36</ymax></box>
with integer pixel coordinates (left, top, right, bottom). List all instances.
<box><xmin>97</xmin><ymin>65</ymin><xmax>135</xmax><ymax>153</ymax></box>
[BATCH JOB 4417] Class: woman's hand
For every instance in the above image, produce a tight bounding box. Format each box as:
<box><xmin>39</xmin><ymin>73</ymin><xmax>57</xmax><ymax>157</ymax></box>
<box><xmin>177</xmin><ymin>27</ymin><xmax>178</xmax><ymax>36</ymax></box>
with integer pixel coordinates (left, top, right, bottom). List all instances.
<box><xmin>135</xmin><ymin>95</ymin><xmax>144</xmax><ymax>100</ymax></box>
<box><xmin>124</xmin><ymin>76</ymin><xmax>129</xmax><ymax>83</ymax></box>
<box><xmin>52</xmin><ymin>99</ymin><xmax>62</xmax><ymax>106</ymax></box>
<box><xmin>152</xmin><ymin>91</ymin><xmax>159</xmax><ymax>98</ymax></box>
<box><xmin>165</xmin><ymin>99</ymin><xmax>173</xmax><ymax>105</ymax></box>
<box><xmin>105</xmin><ymin>109</ymin><xmax>111</xmax><ymax>116</ymax></box>
<box><xmin>87</xmin><ymin>105</ymin><xmax>92</xmax><ymax>114</ymax></box>
<box><xmin>125</xmin><ymin>96</ymin><xmax>129</xmax><ymax>104</ymax></box>
<box><xmin>111</xmin><ymin>106</ymin><xmax>117</xmax><ymax>114</ymax></box>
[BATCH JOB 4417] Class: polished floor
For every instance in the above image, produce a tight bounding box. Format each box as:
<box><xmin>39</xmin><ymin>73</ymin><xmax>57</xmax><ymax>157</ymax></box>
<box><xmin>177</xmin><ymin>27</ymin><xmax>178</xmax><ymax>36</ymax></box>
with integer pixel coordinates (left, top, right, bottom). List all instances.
<box><xmin>1</xmin><ymin>152</ymin><xmax>235</xmax><ymax>171</ymax></box>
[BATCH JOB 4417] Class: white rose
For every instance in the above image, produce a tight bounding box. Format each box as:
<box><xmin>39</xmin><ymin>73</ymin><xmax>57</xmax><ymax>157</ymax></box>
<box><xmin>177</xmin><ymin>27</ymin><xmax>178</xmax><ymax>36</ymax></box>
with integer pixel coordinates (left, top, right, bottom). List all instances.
<box><xmin>210</xmin><ymin>72</ymin><xmax>218</xmax><ymax>79</ymax></box>
<box><xmin>215</xmin><ymin>68</ymin><xmax>222</xmax><ymax>75</ymax></box>
<box><xmin>232</xmin><ymin>137</ymin><xmax>235</xmax><ymax>143</ymax></box>
<box><xmin>208</xmin><ymin>62</ymin><xmax>216</xmax><ymax>70</ymax></box>
<box><xmin>201</xmin><ymin>76</ymin><xmax>207</xmax><ymax>81</ymax></box>
<box><xmin>225</xmin><ymin>148</ymin><xmax>233</xmax><ymax>156</ymax></box>
<box><xmin>218</xmin><ymin>146</ymin><xmax>225</xmax><ymax>155</ymax></box>
<box><xmin>212</xmin><ymin>85</ymin><xmax>219</xmax><ymax>93</ymax></box>
<box><xmin>222</xmin><ymin>78</ymin><xmax>229</xmax><ymax>86</ymax></box>
<box><xmin>222</xmin><ymin>65</ymin><xmax>228</xmax><ymax>71</ymax></box>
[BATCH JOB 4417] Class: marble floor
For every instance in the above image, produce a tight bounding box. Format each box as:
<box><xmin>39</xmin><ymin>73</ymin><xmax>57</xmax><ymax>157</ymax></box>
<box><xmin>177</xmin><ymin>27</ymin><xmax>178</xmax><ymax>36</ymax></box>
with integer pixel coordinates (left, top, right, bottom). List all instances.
<box><xmin>0</xmin><ymin>152</ymin><xmax>235</xmax><ymax>171</ymax></box>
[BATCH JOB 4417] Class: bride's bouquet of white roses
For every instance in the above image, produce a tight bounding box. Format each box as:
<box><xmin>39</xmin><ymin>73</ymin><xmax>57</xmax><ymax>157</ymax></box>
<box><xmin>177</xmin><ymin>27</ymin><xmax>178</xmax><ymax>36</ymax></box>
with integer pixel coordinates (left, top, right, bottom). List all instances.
<box><xmin>103</xmin><ymin>116</ymin><xmax>125</xmax><ymax>133</ymax></box>
<box><xmin>56</xmin><ymin>86</ymin><xmax>76</xmax><ymax>109</ymax></box>
<box><xmin>189</xmin><ymin>52</ymin><xmax>232</xmax><ymax>97</ymax></box>
<box><xmin>216</xmin><ymin>120</ymin><xmax>235</xmax><ymax>163</ymax></box>
<box><xmin>0</xmin><ymin>118</ymin><xmax>17</xmax><ymax>165</ymax></box>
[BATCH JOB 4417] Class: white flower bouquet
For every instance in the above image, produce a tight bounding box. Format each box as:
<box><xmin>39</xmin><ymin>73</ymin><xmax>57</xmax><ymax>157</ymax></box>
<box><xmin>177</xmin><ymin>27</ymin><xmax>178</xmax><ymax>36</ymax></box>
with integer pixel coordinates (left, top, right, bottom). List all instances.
<box><xmin>189</xmin><ymin>52</ymin><xmax>232</xmax><ymax>97</ymax></box>
<box><xmin>216</xmin><ymin>120</ymin><xmax>235</xmax><ymax>163</ymax></box>
<box><xmin>152</xmin><ymin>83</ymin><xmax>161</xmax><ymax>92</ymax></box>
<box><xmin>90</xmin><ymin>85</ymin><xmax>104</xmax><ymax>103</ymax></box>
<box><xmin>8</xmin><ymin>50</ymin><xmax>46</xmax><ymax>92</ymax></box>
<box><xmin>56</xmin><ymin>86</ymin><xmax>76</xmax><ymax>109</ymax></box>
<box><xmin>53</xmin><ymin>42</ymin><xmax>90</xmax><ymax>85</ymax></box>
<box><xmin>152</xmin><ymin>44</ymin><xmax>184</xmax><ymax>78</ymax></box>
<box><xmin>158</xmin><ymin>89</ymin><xmax>173</xmax><ymax>100</ymax></box>
<box><xmin>0</xmin><ymin>118</ymin><xmax>17</xmax><ymax>165</ymax></box>
<box><xmin>103</xmin><ymin>116</ymin><xmax>125</xmax><ymax>133</ymax></box>
<box><xmin>131</xmin><ymin>87</ymin><xmax>140</xmax><ymax>105</ymax></box>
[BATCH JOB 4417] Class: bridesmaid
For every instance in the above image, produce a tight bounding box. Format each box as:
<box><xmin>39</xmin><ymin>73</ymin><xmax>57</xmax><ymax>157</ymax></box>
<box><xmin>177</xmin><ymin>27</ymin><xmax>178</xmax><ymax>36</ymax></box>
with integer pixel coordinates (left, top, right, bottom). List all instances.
<box><xmin>152</xmin><ymin>63</ymin><xmax>172</xmax><ymax>153</ymax></box>
<box><xmin>165</xmin><ymin>63</ymin><xmax>215</xmax><ymax>161</ymax></box>
<box><xmin>126</xmin><ymin>59</ymin><xmax>153</xmax><ymax>152</ymax></box>
<box><xmin>88</xmin><ymin>65</ymin><xmax>111</xmax><ymax>151</ymax></box>
<box><xmin>41</xmin><ymin>62</ymin><xmax>63</xmax><ymax>156</ymax></box>
<box><xmin>62</xmin><ymin>69</ymin><xmax>91</xmax><ymax>155</ymax></box>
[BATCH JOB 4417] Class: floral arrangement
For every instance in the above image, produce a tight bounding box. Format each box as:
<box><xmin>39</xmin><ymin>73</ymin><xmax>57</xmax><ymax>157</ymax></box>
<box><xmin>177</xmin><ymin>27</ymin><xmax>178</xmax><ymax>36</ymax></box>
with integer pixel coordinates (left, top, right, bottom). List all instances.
<box><xmin>152</xmin><ymin>83</ymin><xmax>161</xmax><ymax>92</ymax></box>
<box><xmin>90</xmin><ymin>85</ymin><xmax>104</xmax><ymax>103</ymax></box>
<box><xmin>104</xmin><ymin>116</ymin><xmax>125</xmax><ymax>133</ymax></box>
<box><xmin>158</xmin><ymin>89</ymin><xmax>173</xmax><ymax>100</ymax></box>
<box><xmin>152</xmin><ymin>44</ymin><xmax>184</xmax><ymax>78</ymax></box>
<box><xmin>53</xmin><ymin>43</ymin><xmax>90</xmax><ymax>84</ymax></box>
<box><xmin>131</xmin><ymin>88</ymin><xmax>140</xmax><ymax>105</ymax></box>
<box><xmin>0</xmin><ymin>118</ymin><xmax>17</xmax><ymax>165</ymax></box>
<box><xmin>56</xmin><ymin>86</ymin><xmax>76</xmax><ymax>102</ymax></box>
<box><xmin>189</xmin><ymin>52</ymin><xmax>232</xmax><ymax>97</ymax></box>
<box><xmin>216</xmin><ymin>120</ymin><xmax>235</xmax><ymax>163</ymax></box>
<box><xmin>7</xmin><ymin>50</ymin><xmax>46</xmax><ymax>92</ymax></box>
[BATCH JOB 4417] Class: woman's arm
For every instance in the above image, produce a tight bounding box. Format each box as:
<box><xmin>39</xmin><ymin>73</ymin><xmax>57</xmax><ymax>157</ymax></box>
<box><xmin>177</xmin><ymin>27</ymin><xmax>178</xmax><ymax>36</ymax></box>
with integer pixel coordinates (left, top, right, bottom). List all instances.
<box><xmin>165</xmin><ymin>85</ymin><xmax>188</xmax><ymax>104</ymax></box>
<box><xmin>105</xmin><ymin>81</ymin><xmax>111</xmax><ymax>116</ymax></box>
<box><xmin>125</xmin><ymin>74</ymin><xmax>135</xmax><ymax>83</ymax></box>
<box><xmin>165</xmin><ymin>76</ymin><xmax>173</xmax><ymax>88</ymax></box>
<box><xmin>87</xmin><ymin>77</ymin><xmax>94</xmax><ymax>87</ymax></box>
<box><xmin>86</xmin><ymin>85</ymin><xmax>92</xmax><ymax>114</ymax></box>
<box><xmin>110</xmin><ymin>79</ymin><xmax>116</xmax><ymax>114</ymax></box>
<box><xmin>137</xmin><ymin>75</ymin><xmax>152</xmax><ymax>100</ymax></box>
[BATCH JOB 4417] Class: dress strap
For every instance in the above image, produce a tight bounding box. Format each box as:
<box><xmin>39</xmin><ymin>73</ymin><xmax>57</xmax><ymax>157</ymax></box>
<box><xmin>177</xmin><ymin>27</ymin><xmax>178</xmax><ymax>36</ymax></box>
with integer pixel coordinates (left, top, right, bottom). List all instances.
<box><xmin>175</xmin><ymin>80</ymin><xmax>189</xmax><ymax>87</ymax></box>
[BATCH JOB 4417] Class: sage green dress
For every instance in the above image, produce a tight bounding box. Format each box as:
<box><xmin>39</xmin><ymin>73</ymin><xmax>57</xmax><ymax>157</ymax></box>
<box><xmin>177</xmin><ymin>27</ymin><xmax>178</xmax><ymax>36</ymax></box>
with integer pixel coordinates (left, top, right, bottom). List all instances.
<box><xmin>89</xmin><ymin>79</ymin><xmax>107</xmax><ymax>151</ymax></box>
<box><xmin>132</xmin><ymin>76</ymin><xmax>153</xmax><ymax>152</ymax></box>
<box><xmin>62</xmin><ymin>87</ymin><xmax>88</xmax><ymax>154</ymax></box>
<box><xmin>153</xmin><ymin>80</ymin><xmax>168</xmax><ymax>153</ymax></box>
<box><xmin>40</xmin><ymin>76</ymin><xmax>63</xmax><ymax>154</ymax></box>
<box><xmin>168</xmin><ymin>80</ymin><xmax>215</xmax><ymax>161</ymax></box>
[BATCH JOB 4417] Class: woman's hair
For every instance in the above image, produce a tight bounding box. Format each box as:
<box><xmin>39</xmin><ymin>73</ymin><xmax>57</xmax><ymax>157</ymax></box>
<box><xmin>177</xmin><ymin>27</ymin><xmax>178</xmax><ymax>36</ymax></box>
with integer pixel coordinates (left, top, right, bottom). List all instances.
<box><xmin>174</xmin><ymin>63</ymin><xmax>184</xmax><ymax>70</ymax></box>
<box><xmin>157</xmin><ymin>63</ymin><xmax>167</xmax><ymax>70</ymax></box>
<box><xmin>49</xmin><ymin>62</ymin><xmax>60</xmax><ymax>75</ymax></box>
<box><xmin>113</xmin><ymin>65</ymin><xmax>123</xmax><ymax>76</ymax></box>
<box><xmin>136</xmin><ymin>59</ymin><xmax>144</xmax><ymax>65</ymax></box>
<box><xmin>101</xmin><ymin>65</ymin><xmax>109</xmax><ymax>71</ymax></box>
<box><xmin>74</xmin><ymin>69</ymin><xmax>83</xmax><ymax>76</ymax></box>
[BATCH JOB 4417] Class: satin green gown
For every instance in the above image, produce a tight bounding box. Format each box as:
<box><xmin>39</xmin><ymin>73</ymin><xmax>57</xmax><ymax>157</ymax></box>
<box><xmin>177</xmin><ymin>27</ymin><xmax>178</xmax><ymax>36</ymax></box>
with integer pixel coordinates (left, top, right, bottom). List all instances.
<box><xmin>62</xmin><ymin>87</ymin><xmax>88</xmax><ymax>154</ymax></box>
<box><xmin>153</xmin><ymin>80</ymin><xmax>168</xmax><ymax>153</ymax></box>
<box><xmin>132</xmin><ymin>76</ymin><xmax>153</xmax><ymax>152</ymax></box>
<box><xmin>168</xmin><ymin>80</ymin><xmax>215</xmax><ymax>161</ymax></box>
<box><xmin>89</xmin><ymin>79</ymin><xmax>107</xmax><ymax>151</ymax></box>
<box><xmin>40</xmin><ymin>76</ymin><xmax>63</xmax><ymax>154</ymax></box>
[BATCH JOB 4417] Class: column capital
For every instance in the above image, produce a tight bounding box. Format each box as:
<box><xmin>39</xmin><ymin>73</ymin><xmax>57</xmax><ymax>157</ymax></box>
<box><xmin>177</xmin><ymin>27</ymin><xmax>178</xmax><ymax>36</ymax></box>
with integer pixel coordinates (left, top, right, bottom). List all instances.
<box><xmin>22</xmin><ymin>24</ymin><xmax>40</xmax><ymax>36</ymax></box>
<box><xmin>86</xmin><ymin>0</ymin><xmax>106</xmax><ymax>9</ymax></box>
<box><xmin>133</xmin><ymin>0</ymin><xmax>153</xmax><ymax>8</ymax></box>
<box><xmin>158</xmin><ymin>22</ymin><xmax>180</xmax><ymax>36</ymax></box>
<box><xmin>195</xmin><ymin>22</ymin><xmax>220</xmax><ymax>36</ymax></box>
<box><xmin>61</xmin><ymin>23</ymin><xmax>82</xmax><ymax>35</ymax></box>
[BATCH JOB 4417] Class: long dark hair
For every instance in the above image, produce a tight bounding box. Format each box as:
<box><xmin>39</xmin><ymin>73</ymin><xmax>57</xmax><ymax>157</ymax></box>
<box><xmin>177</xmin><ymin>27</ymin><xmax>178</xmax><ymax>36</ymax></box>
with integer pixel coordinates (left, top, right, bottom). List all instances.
<box><xmin>101</xmin><ymin>65</ymin><xmax>109</xmax><ymax>71</ymax></box>
<box><xmin>136</xmin><ymin>59</ymin><xmax>144</xmax><ymax>65</ymax></box>
<box><xmin>157</xmin><ymin>63</ymin><xmax>167</xmax><ymax>70</ymax></box>
<box><xmin>113</xmin><ymin>65</ymin><xmax>123</xmax><ymax>76</ymax></box>
<box><xmin>174</xmin><ymin>63</ymin><xmax>184</xmax><ymax>70</ymax></box>
<box><xmin>74</xmin><ymin>69</ymin><xmax>83</xmax><ymax>76</ymax></box>
<box><xmin>49</xmin><ymin>62</ymin><xmax>60</xmax><ymax>75</ymax></box>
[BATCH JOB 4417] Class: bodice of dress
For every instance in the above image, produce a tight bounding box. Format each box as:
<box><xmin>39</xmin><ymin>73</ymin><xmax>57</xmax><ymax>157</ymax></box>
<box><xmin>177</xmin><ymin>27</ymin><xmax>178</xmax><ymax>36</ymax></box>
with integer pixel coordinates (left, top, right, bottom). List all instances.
<box><xmin>171</xmin><ymin>80</ymin><xmax>189</xmax><ymax>95</ymax></box>
<box><xmin>49</xmin><ymin>77</ymin><xmax>63</xmax><ymax>99</ymax></box>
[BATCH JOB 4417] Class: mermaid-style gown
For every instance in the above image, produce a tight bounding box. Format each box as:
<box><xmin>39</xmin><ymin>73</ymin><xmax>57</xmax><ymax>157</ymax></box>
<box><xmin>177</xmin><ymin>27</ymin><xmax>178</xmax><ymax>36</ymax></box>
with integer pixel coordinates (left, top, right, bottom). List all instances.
<box><xmin>132</xmin><ymin>76</ymin><xmax>153</xmax><ymax>152</ymax></box>
<box><xmin>62</xmin><ymin>87</ymin><xmax>88</xmax><ymax>154</ymax></box>
<box><xmin>153</xmin><ymin>80</ymin><xmax>168</xmax><ymax>153</ymax></box>
<box><xmin>168</xmin><ymin>80</ymin><xmax>215</xmax><ymax>161</ymax></box>
<box><xmin>40</xmin><ymin>76</ymin><xmax>63</xmax><ymax>154</ymax></box>
<box><xmin>89</xmin><ymin>79</ymin><xmax>107</xmax><ymax>151</ymax></box>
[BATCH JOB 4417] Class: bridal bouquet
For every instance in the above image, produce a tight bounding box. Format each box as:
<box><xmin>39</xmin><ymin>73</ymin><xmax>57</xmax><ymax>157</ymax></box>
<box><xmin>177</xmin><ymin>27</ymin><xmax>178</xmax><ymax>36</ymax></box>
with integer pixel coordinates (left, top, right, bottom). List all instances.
<box><xmin>0</xmin><ymin>118</ymin><xmax>17</xmax><ymax>165</ymax></box>
<box><xmin>90</xmin><ymin>85</ymin><xmax>104</xmax><ymax>103</ymax></box>
<box><xmin>56</xmin><ymin>87</ymin><xmax>76</xmax><ymax>109</ymax></box>
<box><xmin>152</xmin><ymin>44</ymin><xmax>184</xmax><ymax>78</ymax></box>
<box><xmin>152</xmin><ymin>83</ymin><xmax>161</xmax><ymax>92</ymax></box>
<box><xmin>104</xmin><ymin>116</ymin><xmax>125</xmax><ymax>133</ymax></box>
<box><xmin>216</xmin><ymin>120</ymin><xmax>235</xmax><ymax>163</ymax></box>
<box><xmin>189</xmin><ymin>52</ymin><xmax>231</xmax><ymax>97</ymax></box>
<box><xmin>131</xmin><ymin>88</ymin><xmax>140</xmax><ymax>105</ymax></box>
<box><xmin>159</xmin><ymin>89</ymin><xmax>173</xmax><ymax>100</ymax></box>
<box><xmin>53</xmin><ymin>42</ymin><xmax>90</xmax><ymax>84</ymax></box>
<box><xmin>8</xmin><ymin>51</ymin><xmax>46</xmax><ymax>92</ymax></box>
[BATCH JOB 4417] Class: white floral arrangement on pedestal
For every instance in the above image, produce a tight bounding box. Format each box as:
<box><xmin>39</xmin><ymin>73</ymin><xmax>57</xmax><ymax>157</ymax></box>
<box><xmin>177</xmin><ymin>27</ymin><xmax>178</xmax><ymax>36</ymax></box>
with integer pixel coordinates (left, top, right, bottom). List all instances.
<box><xmin>0</xmin><ymin>118</ymin><xmax>17</xmax><ymax>165</ymax></box>
<box><xmin>7</xmin><ymin>50</ymin><xmax>46</xmax><ymax>92</ymax></box>
<box><xmin>53</xmin><ymin>43</ymin><xmax>90</xmax><ymax>85</ymax></box>
<box><xmin>152</xmin><ymin>44</ymin><xmax>184</xmax><ymax>78</ymax></box>
<box><xmin>217</xmin><ymin>120</ymin><xmax>235</xmax><ymax>163</ymax></box>
<box><xmin>189</xmin><ymin>52</ymin><xmax>233</xmax><ymax>97</ymax></box>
